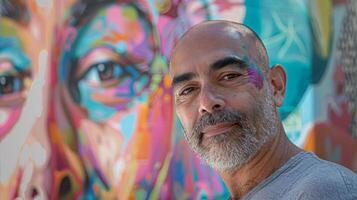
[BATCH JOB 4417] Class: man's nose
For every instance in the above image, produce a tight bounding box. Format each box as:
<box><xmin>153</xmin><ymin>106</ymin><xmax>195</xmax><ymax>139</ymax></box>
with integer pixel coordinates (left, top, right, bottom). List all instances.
<box><xmin>198</xmin><ymin>86</ymin><xmax>225</xmax><ymax>115</ymax></box>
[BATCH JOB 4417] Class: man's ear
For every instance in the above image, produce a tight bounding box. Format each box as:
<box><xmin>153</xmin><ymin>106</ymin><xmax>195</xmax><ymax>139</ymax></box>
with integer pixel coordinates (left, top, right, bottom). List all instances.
<box><xmin>268</xmin><ymin>64</ymin><xmax>286</xmax><ymax>107</ymax></box>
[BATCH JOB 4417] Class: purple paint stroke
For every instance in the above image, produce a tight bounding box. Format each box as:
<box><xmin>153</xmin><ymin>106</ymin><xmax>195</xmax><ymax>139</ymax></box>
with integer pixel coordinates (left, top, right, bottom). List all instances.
<box><xmin>247</xmin><ymin>67</ymin><xmax>264</xmax><ymax>89</ymax></box>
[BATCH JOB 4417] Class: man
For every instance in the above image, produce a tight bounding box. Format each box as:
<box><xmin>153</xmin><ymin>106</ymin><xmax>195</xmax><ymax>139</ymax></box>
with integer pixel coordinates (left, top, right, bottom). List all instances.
<box><xmin>169</xmin><ymin>20</ymin><xmax>357</xmax><ymax>199</ymax></box>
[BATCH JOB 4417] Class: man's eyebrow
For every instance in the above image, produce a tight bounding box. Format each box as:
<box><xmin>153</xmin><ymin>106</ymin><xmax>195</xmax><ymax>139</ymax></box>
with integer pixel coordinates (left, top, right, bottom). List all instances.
<box><xmin>172</xmin><ymin>72</ymin><xmax>196</xmax><ymax>87</ymax></box>
<box><xmin>210</xmin><ymin>55</ymin><xmax>248</xmax><ymax>71</ymax></box>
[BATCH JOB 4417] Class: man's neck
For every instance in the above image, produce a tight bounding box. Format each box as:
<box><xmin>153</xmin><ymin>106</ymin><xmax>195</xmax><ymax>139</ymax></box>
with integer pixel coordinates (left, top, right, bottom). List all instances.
<box><xmin>220</xmin><ymin>126</ymin><xmax>302</xmax><ymax>199</ymax></box>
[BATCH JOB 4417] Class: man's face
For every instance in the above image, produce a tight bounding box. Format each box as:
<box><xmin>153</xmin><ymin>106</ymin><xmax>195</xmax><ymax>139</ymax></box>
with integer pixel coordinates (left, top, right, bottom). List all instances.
<box><xmin>170</xmin><ymin>23</ymin><xmax>279</xmax><ymax>171</ymax></box>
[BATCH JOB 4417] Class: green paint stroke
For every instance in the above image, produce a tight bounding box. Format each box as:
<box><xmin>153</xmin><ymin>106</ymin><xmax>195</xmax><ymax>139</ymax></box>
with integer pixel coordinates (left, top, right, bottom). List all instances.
<box><xmin>149</xmin><ymin>54</ymin><xmax>167</xmax><ymax>91</ymax></box>
<box><xmin>122</xmin><ymin>6</ymin><xmax>138</xmax><ymax>20</ymax></box>
<box><xmin>149</xmin><ymin>153</ymin><xmax>172</xmax><ymax>200</ymax></box>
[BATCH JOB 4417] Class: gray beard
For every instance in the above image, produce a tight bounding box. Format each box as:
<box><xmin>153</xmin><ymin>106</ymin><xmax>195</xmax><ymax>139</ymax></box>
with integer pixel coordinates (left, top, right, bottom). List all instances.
<box><xmin>184</xmin><ymin>86</ymin><xmax>278</xmax><ymax>172</ymax></box>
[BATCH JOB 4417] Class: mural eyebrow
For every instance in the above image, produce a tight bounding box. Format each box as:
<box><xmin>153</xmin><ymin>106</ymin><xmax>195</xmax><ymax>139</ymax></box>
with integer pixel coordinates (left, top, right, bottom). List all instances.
<box><xmin>172</xmin><ymin>73</ymin><xmax>196</xmax><ymax>87</ymax></box>
<box><xmin>210</xmin><ymin>55</ymin><xmax>248</xmax><ymax>72</ymax></box>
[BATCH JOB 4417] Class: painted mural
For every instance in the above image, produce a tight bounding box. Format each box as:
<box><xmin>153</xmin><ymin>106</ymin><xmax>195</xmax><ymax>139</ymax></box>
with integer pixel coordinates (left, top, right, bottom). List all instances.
<box><xmin>0</xmin><ymin>0</ymin><xmax>356</xmax><ymax>199</ymax></box>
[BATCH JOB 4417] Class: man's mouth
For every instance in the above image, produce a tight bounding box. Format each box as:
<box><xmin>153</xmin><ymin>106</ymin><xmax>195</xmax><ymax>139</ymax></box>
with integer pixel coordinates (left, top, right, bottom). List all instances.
<box><xmin>202</xmin><ymin>122</ymin><xmax>236</xmax><ymax>138</ymax></box>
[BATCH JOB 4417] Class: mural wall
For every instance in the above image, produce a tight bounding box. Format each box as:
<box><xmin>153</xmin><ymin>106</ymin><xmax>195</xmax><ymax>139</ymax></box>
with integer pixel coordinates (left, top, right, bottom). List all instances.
<box><xmin>0</xmin><ymin>0</ymin><xmax>356</xmax><ymax>199</ymax></box>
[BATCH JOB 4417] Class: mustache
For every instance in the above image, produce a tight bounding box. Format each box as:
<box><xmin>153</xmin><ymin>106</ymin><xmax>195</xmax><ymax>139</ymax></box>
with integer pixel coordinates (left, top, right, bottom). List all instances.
<box><xmin>190</xmin><ymin>109</ymin><xmax>248</xmax><ymax>139</ymax></box>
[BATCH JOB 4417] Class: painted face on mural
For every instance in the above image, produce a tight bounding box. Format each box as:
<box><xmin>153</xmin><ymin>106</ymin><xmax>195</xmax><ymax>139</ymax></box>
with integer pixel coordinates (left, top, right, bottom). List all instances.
<box><xmin>170</xmin><ymin>21</ymin><xmax>282</xmax><ymax>171</ymax></box>
<box><xmin>70</xmin><ymin>4</ymin><xmax>155</xmax><ymax>120</ymax></box>
<box><xmin>0</xmin><ymin>1</ymin><xmax>54</xmax><ymax>199</ymax></box>
<box><xmin>0</xmin><ymin>18</ymin><xmax>33</xmax><ymax>138</ymax></box>
<box><xmin>58</xmin><ymin>2</ymin><xmax>174</xmax><ymax>189</ymax></box>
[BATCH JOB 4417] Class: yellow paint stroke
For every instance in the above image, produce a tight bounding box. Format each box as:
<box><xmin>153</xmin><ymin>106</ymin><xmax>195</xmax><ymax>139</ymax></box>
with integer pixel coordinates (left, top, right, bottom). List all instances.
<box><xmin>309</xmin><ymin>0</ymin><xmax>332</xmax><ymax>58</ymax></box>
<box><xmin>118</xmin><ymin>159</ymin><xmax>138</xmax><ymax>199</ymax></box>
<box><xmin>49</xmin><ymin>123</ymin><xmax>85</xmax><ymax>179</ymax></box>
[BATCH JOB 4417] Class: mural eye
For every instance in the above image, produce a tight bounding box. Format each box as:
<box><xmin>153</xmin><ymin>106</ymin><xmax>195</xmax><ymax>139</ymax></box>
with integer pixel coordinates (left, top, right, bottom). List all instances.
<box><xmin>0</xmin><ymin>75</ymin><xmax>24</xmax><ymax>97</ymax></box>
<box><xmin>96</xmin><ymin>61</ymin><xmax>119</xmax><ymax>81</ymax></box>
<box><xmin>82</xmin><ymin>61</ymin><xmax>128</xmax><ymax>87</ymax></box>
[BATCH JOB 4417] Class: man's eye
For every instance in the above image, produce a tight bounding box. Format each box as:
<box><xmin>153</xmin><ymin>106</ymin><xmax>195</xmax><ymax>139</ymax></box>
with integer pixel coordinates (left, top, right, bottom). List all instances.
<box><xmin>0</xmin><ymin>75</ymin><xmax>24</xmax><ymax>96</ymax></box>
<box><xmin>179</xmin><ymin>87</ymin><xmax>195</xmax><ymax>96</ymax></box>
<box><xmin>221</xmin><ymin>73</ymin><xmax>241</xmax><ymax>81</ymax></box>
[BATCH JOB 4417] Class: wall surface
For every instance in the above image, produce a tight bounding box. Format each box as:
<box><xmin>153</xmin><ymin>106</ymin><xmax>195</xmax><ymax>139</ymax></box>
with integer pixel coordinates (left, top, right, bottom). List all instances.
<box><xmin>0</xmin><ymin>0</ymin><xmax>356</xmax><ymax>199</ymax></box>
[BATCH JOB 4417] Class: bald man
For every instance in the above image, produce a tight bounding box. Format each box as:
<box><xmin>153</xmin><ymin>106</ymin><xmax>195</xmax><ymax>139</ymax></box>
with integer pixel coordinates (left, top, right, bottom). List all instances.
<box><xmin>169</xmin><ymin>20</ymin><xmax>357</xmax><ymax>200</ymax></box>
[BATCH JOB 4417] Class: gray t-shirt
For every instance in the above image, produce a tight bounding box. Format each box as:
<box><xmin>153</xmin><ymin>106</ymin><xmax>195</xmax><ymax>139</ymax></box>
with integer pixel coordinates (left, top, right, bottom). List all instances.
<box><xmin>239</xmin><ymin>152</ymin><xmax>357</xmax><ymax>200</ymax></box>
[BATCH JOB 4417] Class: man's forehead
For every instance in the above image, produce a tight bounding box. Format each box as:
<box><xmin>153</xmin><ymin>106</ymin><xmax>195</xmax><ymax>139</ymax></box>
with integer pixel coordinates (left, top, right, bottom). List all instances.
<box><xmin>173</xmin><ymin>25</ymin><xmax>248</xmax><ymax>59</ymax></box>
<box><xmin>170</xmin><ymin>21</ymin><xmax>268</xmax><ymax>75</ymax></box>
<box><xmin>176</xmin><ymin>21</ymin><xmax>252</xmax><ymax>46</ymax></box>
<box><xmin>171</xmin><ymin>49</ymin><xmax>243</xmax><ymax>72</ymax></box>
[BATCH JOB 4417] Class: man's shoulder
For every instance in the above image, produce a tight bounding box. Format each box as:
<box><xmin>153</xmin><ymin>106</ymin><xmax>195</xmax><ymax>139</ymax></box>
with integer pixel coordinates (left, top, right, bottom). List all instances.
<box><xmin>300</xmin><ymin>154</ymin><xmax>357</xmax><ymax>187</ymax></box>
<box><xmin>285</xmin><ymin>153</ymin><xmax>357</xmax><ymax>199</ymax></box>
